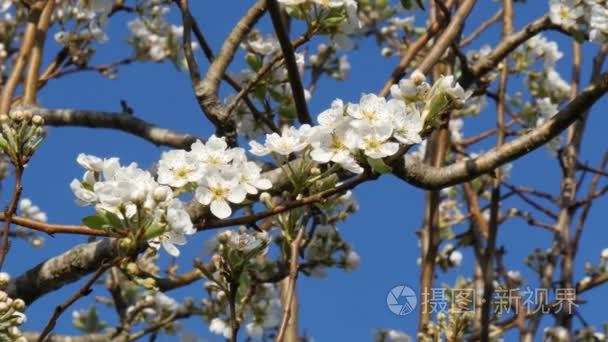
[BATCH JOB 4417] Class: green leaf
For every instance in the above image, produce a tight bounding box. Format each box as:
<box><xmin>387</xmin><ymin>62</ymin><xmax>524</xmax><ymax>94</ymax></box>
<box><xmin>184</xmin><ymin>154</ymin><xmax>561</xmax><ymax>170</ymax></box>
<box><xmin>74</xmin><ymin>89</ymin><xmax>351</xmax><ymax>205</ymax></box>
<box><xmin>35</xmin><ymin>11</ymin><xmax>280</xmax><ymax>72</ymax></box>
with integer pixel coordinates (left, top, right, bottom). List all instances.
<box><xmin>322</xmin><ymin>16</ymin><xmax>346</xmax><ymax>28</ymax></box>
<box><xmin>194</xmin><ymin>259</ymin><xmax>217</xmax><ymax>281</ymax></box>
<box><xmin>82</xmin><ymin>215</ymin><xmax>108</xmax><ymax>230</ymax></box>
<box><xmin>102</xmin><ymin>211</ymin><xmax>124</xmax><ymax>228</ymax></box>
<box><xmin>81</xmin><ymin>181</ymin><xmax>94</xmax><ymax>192</ymax></box>
<box><xmin>366</xmin><ymin>157</ymin><xmax>392</xmax><ymax>174</ymax></box>
<box><xmin>143</xmin><ymin>223</ymin><xmax>166</xmax><ymax>240</ymax></box>
<box><xmin>400</xmin><ymin>0</ymin><xmax>413</xmax><ymax>9</ymax></box>
<box><xmin>245</xmin><ymin>53</ymin><xmax>262</xmax><ymax>71</ymax></box>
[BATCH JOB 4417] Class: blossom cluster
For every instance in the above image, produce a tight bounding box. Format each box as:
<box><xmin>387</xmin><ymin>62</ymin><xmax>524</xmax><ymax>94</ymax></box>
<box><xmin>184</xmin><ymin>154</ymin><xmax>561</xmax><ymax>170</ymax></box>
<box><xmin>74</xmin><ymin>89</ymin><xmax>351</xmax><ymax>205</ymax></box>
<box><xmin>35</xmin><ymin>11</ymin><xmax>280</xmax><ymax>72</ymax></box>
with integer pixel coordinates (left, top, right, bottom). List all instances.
<box><xmin>206</xmin><ymin>282</ymin><xmax>280</xmax><ymax>340</ymax></box>
<box><xmin>0</xmin><ymin>273</ymin><xmax>27</xmax><ymax>342</ymax></box>
<box><xmin>515</xmin><ymin>34</ymin><xmax>571</xmax><ymax>103</ymax></box>
<box><xmin>18</xmin><ymin>198</ymin><xmax>47</xmax><ymax>223</ymax></box>
<box><xmin>278</xmin><ymin>0</ymin><xmax>360</xmax><ymax>50</ymax></box>
<box><xmin>157</xmin><ymin>136</ymin><xmax>272</xmax><ymax>219</ymax></box>
<box><xmin>201</xmin><ymin>228</ymin><xmax>273</xmax><ymax>339</ymax></box>
<box><xmin>549</xmin><ymin>0</ymin><xmax>608</xmax><ymax>44</ymax></box>
<box><xmin>249</xmin><ymin>73</ymin><xmax>470</xmax><ymax>174</ymax></box>
<box><xmin>127</xmin><ymin>2</ymin><xmax>196</xmax><ymax>67</ymax></box>
<box><xmin>53</xmin><ymin>0</ymin><xmax>113</xmax><ymax>46</ymax></box>
<box><xmin>16</xmin><ymin>198</ymin><xmax>47</xmax><ymax>247</ymax></box>
<box><xmin>70</xmin><ymin>154</ymin><xmax>195</xmax><ymax>257</ymax></box>
<box><xmin>234</xmin><ymin>33</ymin><xmax>309</xmax><ymax>139</ymax></box>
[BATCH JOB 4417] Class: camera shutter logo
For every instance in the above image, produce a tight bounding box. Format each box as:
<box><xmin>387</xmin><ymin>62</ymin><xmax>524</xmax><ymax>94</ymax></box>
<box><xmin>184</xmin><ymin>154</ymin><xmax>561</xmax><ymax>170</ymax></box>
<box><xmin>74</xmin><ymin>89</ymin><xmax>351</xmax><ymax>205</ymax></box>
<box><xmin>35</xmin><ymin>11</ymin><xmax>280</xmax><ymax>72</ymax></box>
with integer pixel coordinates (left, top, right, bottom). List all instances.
<box><xmin>387</xmin><ymin>285</ymin><xmax>417</xmax><ymax>315</ymax></box>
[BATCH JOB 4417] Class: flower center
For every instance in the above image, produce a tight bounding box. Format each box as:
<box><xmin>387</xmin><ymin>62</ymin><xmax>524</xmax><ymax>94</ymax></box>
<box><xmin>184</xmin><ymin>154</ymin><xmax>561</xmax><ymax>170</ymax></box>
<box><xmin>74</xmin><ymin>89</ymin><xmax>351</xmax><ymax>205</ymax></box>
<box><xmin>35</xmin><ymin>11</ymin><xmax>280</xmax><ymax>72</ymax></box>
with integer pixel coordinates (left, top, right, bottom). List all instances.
<box><xmin>362</xmin><ymin>110</ymin><xmax>377</xmax><ymax>122</ymax></box>
<box><xmin>211</xmin><ymin>187</ymin><xmax>227</xmax><ymax>199</ymax></box>
<box><xmin>176</xmin><ymin>167</ymin><xmax>190</xmax><ymax>178</ymax></box>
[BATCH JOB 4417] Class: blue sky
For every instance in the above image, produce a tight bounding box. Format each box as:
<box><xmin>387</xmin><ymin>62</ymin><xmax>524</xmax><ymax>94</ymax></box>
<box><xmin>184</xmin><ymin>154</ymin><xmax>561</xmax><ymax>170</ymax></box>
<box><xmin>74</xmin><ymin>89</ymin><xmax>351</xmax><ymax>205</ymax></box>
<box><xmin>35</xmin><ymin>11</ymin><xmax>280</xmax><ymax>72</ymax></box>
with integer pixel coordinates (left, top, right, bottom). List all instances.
<box><xmin>6</xmin><ymin>0</ymin><xmax>608</xmax><ymax>340</ymax></box>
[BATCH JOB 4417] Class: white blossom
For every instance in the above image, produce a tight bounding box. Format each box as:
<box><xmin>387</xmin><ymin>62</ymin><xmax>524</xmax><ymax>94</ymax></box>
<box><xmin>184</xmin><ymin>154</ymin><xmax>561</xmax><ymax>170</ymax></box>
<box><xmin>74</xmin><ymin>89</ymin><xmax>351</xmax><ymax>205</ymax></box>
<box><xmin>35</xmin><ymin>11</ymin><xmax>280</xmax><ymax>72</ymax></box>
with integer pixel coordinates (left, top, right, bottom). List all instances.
<box><xmin>449</xmin><ymin>250</ymin><xmax>463</xmax><ymax>267</ymax></box>
<box><xmin>209</xmin><ymin>318</ymin><xmax>232</xmax><ymax>339</ymax></box>
<box><xmin>387</xmin><ymin>99</ymin><xmax>423</xmax><ymax>145</ymax></box>
<box><xmin>344</xmin><ymin>250</ymin><xmax>360</xmax><ymax>271</ymax></box>
<box><xmin>249</xmin><ymin>34</ymin><xmax>280</xmax><ymax>55</ymax></box>
<box><xmin>347</xmin><ymin>94</ymin><xmax>392</xmax><ymax>129</ymax></box>
<box><xmin>246</xmin><ymin>322</ymin><xmax>264</xmax><ymax>339</ymax></box>
<box><xmin>355</xmin><ymin>125</ymin><xmax>399</xmax><ymax>159</ymax></box>
<box><xmin>195</xmin><ymin>176</ymin><xmax>246</xmax><ymax>219</ymax></box>
<box><xmin>157</xmin><ymin>150</ymin><xmax>202</xmax><ymax>188</ymax></box>
<box><xmin>249</xmin><ymin>125</ymin><xmax>311</xmax><ymax>156</ymax></box>
<box><xmin>549</xmin><ymin>0</ymin><xmax>584</xmax><ymax>27</ymax></box>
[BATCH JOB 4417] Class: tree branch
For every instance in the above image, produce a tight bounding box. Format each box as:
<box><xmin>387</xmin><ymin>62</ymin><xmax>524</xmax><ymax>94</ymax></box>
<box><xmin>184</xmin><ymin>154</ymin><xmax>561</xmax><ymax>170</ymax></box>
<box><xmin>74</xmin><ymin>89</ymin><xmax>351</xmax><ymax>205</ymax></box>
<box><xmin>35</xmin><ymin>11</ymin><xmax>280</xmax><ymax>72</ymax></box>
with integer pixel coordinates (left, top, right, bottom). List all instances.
<box><xmin>394</xmin><ymin>73</ymin><xmax>608</xmax><ymax>189</ymax></box>
<box><xmin>38</xmin><ymin>108</ymin><xmax>199</xmax><ymax>149</ymax></box>
<box><xmin>267</xmin><ymin>0</ymin><xmax>312</xmax><ymax>125</ymax></box>
<box><xmin>194</xmin><ymin>0</ymin><xmax>267</xmax><ymax>143</ymax></box>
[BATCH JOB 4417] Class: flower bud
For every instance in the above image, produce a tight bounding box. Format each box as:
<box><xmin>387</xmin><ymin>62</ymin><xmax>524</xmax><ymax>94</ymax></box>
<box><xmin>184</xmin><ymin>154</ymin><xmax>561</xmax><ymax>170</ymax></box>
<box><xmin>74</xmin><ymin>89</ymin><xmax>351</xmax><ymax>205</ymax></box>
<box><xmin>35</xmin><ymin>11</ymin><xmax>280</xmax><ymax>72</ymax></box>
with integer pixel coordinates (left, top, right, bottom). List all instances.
<box><xmin>126</xmin><ymin>262</ymin><xmax>139</xmax><ymax>275</ymax></box>
<box><xmin>22</xmin><ymin>110</ymin><xmax>33</xmax><ymax>121</ymax></box>
<box><xmin>410</xmin><ymin>70</ymin><xmax>426</xmax><ymax>85</ymax></box>
<box><xmin>317</xmin><ymin>43</ymin><xmax>328</xmax><ymax>54</ymax></box>
<box><xmin>143</xmin><ymin>295</ymin><xmax>155</xmax><ymax>306</ymax></box>
<box><xmin>118</xmin><ymin>237</ymin><xmax>135</xmax><ymax>252</ymax></box>
<box><xmin>32</xmin><ymin>115</ymin><xmax>44</xmax><ymax>126</ymax></box>
<box><xmin>381</xmin><ymin>47</ymin><xmax>393</xmax><ymax>57</ymax></box>
<box><xmin>310</xmin><ymin>167</ymin><xmax>321</xmax><ymax>175</ymax></box>
<box><xmin>7</xmin><ymin>326</ymin><xmax>21</xmax><ymax>338</ymax></box>
<box><xmin>12</xmin><ymin>298</ymin><xmax>25</xmax><ymax>311</ymax></box>
<box><xmin>0</xmin><ymin>291</ymin><xmax>7</xmax><ymax>302</ymax></box>
<box><xmin>217</xmin><ymin>232</ymin><xmax>230</xmax><ymax>244</ymax></box>
<box><xmin>601</xmin><ymin>248</ymin><xmax>608</xmax><ymax>260</ymax></box>
<box><xmin>141</xmin><ymin>277</ymin><xmax>156</xmax><ymax>289</ymax></box>
<box><xmin>10</xmin><ymin>110</ymin><xmax>24</xmax><ymax>122</ymax></box>
<box><xmin>153</xmin><ymin>186</ymin><xmax>171</xmax><ymax>202</ymax></box>
<box><xmin>0</xmin><ymin>272</ymin><xmax>10</xmax><ymax>288</ymax></box>
<box><xmin>130</xmin><ymin>189</ymin><xmax>146</xmax><ymax>204</ymax></box>
<box><xmin>0</xmin><ymin>114</ymin><xmax>9</xmax><ymax>123</ymax></box>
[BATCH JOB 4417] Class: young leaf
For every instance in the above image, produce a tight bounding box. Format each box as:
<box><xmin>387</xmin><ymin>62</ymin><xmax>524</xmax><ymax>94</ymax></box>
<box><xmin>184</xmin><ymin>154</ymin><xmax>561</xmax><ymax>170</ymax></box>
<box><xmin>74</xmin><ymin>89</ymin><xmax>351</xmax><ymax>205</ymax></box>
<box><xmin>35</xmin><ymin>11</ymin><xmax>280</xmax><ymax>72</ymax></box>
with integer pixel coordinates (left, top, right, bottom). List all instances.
<box><xmin>366</xmin><ymin>157</ymin><xmax>393</xmax><ymax>174</ymax></box>
<box><xmin>82</xmin><ymin>215</ymin><xmax>108</xmax><ymax>230</ymax></box>
<box><xmin>103</xmin><ymin>211</ymin><xmax>124</xmax><ymax>229</ymax></box>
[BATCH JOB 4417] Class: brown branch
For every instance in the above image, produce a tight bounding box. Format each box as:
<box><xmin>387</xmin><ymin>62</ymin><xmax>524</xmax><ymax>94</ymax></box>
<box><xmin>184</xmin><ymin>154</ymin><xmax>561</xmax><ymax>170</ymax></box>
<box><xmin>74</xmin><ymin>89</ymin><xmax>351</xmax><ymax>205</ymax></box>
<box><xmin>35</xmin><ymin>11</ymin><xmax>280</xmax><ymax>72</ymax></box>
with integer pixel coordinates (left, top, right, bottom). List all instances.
<box><xmin>267</xmin><ymin>0</ymin><xmax>312</xmax><ymax>125</ymax></box>
<box><xmin>194</xmin><ymin>0</ymin><xmax>267</xmax><ymax>143</ymax></box>
<box><xmin>460</xmin><ymin>8</ymin><xmax>503</xmax><ymax>47</ymax></box>
<box><xmin>6</xmin><ymin>239</ymin><xmax>116</xmax><ymax>305</ymax></box>
<box><xmin>394</xmin><ymin>73</ymin><xmax>608</xmax><ymax>189</ymax></box>
<box><xmin>0</xmin><ymin>166</ymin><xmax>23</xmax><ymax>271</ymax></box>
<box><xmin>23</xmin><ymin>0</ymin><xmax>54</xmax><ymax>105</ymax></box>
<box><xmin>37</xmin><ymin>262</ymin><xmax>112</xmax><ymax>341</ymax></box>
<box><xmin>460</xmin><ymin>15</ymin><xmax>585</xmax><ymax>88</ymax></box>
<box><xmin>378</xmin><ymin>2</ymin><xmax>459</xmax><ymax>96</ymax></box>
<box><xmin>415</xmin><ymin>0</ymin><xmax>477</xmax><ymax>75</ymax></box>
<box><xmin>225</xmin><ymin>33</ymin><xmax>312</xmax><ymax>117</ymax></box>
<box><xmin>276</xmin><ymin>226</ymin><xmax>304</xmax><ymax>342</ymax></box>
<box><xmin>38</xmin><ymin>108</ymin><xmax>200</xmax><ymax>149</ymax></box>
<box><xmin>0</xmin><ymin>213</ymin><xmax>107</xmax><ymax>237</ymax></box>
<box><xmin>0</xmin><ymin>2</ymin><xmax>45</xmax><ymax>113</ymax></box>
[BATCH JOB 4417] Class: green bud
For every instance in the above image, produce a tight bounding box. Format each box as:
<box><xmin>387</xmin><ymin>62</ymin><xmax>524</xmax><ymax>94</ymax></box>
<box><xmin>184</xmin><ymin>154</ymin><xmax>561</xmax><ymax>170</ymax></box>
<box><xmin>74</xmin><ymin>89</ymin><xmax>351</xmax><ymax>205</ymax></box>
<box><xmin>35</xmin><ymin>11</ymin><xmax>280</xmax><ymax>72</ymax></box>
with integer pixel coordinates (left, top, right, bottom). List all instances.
<box><xmin>118</xmin><ymin>237</ymin><xmax>135</xmax><ymax>252</ymax></box>
<box><xmin>245</xmin><ymin>53</ymin><xmax>262</xmax><ymax>71</ymax></box>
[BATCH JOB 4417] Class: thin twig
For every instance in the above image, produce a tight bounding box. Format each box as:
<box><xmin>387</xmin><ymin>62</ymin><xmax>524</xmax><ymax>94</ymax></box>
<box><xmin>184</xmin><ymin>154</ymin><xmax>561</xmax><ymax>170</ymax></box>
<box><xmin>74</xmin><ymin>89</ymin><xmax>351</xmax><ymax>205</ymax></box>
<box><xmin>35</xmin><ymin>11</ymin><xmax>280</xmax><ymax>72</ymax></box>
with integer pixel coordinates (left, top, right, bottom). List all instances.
<box><xmin>0</xmin><ymin>165</ymin><xmax>23</xmax><ymax>270</ymax></box>
<box><xmin>276</xmin><ymin>226</ymin><xmax>304</xmax><ymax>342</ymax></box>
<box><xmin>37</xmin><ymin>262</ymin><xmax>112</xmax><ymax>341</ymax></box>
